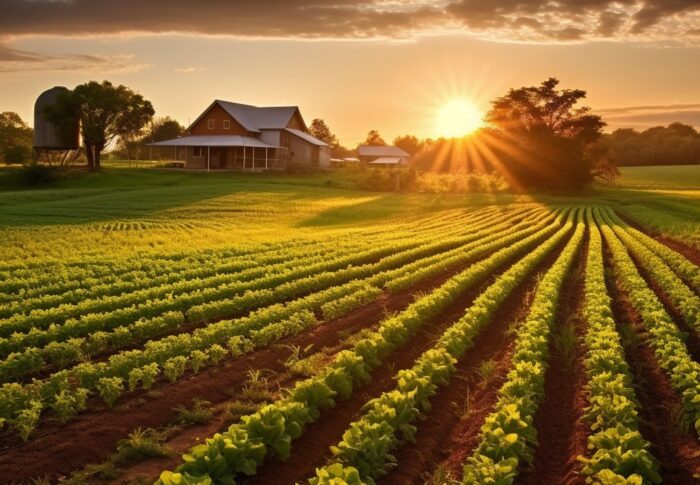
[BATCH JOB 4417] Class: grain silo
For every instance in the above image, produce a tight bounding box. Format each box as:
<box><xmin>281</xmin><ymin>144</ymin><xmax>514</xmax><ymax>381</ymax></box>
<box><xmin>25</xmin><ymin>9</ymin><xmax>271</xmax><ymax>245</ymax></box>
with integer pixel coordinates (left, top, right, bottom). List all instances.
<box><xmin>33</xmin><ymin>86</ymin><xmax>80</xmax><ymax>150</ymax></box>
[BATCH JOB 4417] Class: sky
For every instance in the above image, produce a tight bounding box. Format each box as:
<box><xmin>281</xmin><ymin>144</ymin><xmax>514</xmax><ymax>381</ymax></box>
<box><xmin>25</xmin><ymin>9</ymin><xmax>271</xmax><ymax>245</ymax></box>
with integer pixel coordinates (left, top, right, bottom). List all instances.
<box><xmin>1</xmin><ymin>0</ymin><xmax>699</xmax><ymax>146</ymax></box>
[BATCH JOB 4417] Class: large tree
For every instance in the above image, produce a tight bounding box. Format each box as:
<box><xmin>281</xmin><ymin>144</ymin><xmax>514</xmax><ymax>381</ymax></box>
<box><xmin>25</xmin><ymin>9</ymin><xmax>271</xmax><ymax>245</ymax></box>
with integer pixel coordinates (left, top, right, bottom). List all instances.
<box><xmin>309</xmin><ymin>118</ymin><xmax>338</xmax><ymax>146</ymax></box>
<box><xmin>0</xmin><ymin>111</ymin><xmax>33</xmax><ymax>164</ymax></box>
<box><xmin>364</xmin><ymin>129</ymin><xmax>386</xmax><ymax>146</ymax></box>
<box><xmin>393</xmin><ymin>134</ymin><xmax>423</xmax><ymax>156</ymax></box>
<box><xmin>47</xmin><ymin>80</ymin><xmax>154</xmax><ymax>171</ymax></box>
<box><xmin>486</xmin><ymin>77</ymin><xmax>606</xmax><ymax>189</ymax></box>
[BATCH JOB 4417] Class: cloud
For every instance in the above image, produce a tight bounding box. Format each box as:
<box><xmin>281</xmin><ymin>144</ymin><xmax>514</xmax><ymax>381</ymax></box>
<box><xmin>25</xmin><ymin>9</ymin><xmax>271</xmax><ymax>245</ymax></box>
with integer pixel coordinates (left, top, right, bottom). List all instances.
<box><xmin>174</xmin><ymin>66</ymin><xmax>207</xmax><ymax>73</ymax></box>
<box><xmin>597</xmin><ymin>104</ymin><xmax>700</xmax><ymax>129</ymax></box>
<box><xmin>0</xmin><ymin>0</ymin><xmax>698</xmax><ymax>44</ymax></box>
<box><xmin>0</xmin><ymin>44</ymin><xmax>150</xmax><ymax>73</ymax></box>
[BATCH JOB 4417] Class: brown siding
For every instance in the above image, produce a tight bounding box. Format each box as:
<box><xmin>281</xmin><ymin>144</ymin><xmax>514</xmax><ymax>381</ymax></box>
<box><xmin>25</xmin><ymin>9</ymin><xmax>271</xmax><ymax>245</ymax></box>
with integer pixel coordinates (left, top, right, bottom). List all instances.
<box><xmin>189</xmin><ymin>104</ymin><xmax>251</xmax><ymax>135</ymax></box>
<box><xmin>285</xmin><ymin>110</ymin><xmax>306</xmax><ymax>130</ymax></box>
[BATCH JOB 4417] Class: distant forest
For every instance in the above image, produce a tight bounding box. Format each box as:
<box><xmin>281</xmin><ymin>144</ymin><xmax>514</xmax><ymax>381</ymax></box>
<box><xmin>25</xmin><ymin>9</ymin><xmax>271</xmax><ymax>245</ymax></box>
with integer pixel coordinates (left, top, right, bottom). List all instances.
<box><xmin>602</xmin><ymin>122</ymin><xmax>700</xmax><ymax>167</ymax></box>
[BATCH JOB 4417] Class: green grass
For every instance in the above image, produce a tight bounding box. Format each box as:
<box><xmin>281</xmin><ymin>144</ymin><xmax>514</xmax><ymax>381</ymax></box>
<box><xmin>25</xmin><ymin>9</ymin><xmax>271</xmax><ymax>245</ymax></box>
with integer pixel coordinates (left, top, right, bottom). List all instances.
<box><xmin>613</xmin><ymin>165</ymin><xmax>700</xmax><ymax>191</ymax></box>
<box><xmin>0</xmin><ymin>165</ymin><xmax>697</xmax><ymax>265</ymax></box>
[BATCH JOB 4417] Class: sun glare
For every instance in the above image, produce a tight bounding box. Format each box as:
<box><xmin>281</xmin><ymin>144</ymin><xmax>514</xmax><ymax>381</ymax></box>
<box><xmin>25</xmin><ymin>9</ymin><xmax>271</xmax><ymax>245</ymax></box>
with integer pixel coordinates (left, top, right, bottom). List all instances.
<box><xmin>435</xmin><ymin>98</ymin><xmax>484</xmax><ymax>138</ymax></box>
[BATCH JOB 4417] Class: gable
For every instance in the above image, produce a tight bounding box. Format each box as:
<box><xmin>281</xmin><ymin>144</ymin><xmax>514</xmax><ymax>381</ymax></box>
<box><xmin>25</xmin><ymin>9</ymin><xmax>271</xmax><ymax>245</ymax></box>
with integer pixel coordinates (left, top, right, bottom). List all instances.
<box><xmin>189</xmin><ymin>103</ymin><xmax>250</xmax><ymax>136</ymax></box>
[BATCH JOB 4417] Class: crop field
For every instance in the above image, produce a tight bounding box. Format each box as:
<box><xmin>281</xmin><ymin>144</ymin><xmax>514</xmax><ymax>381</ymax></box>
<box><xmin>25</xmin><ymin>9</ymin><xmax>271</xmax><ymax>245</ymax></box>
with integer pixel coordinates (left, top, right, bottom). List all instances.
<box><xmin>0</xmin><ymin>167</ymin><xmax>698</xmax><ymax>484</ymax></box>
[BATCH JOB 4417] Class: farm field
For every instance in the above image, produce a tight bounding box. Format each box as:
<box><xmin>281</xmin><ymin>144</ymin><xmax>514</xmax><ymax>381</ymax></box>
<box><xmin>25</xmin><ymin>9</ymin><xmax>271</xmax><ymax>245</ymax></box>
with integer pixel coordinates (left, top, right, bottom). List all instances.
<box><xmin>0</xmin><ymin>166</ymin><xmax>698</xmax><ymax>484</ymax></box>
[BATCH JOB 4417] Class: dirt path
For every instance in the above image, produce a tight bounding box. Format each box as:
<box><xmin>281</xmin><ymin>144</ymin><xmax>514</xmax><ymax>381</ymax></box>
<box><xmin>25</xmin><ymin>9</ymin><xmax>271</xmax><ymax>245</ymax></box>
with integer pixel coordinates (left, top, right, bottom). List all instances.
<box><xmin>0</xmin><ymin>260</ymin><xmax>473</xmax><ymax>483</ymax></box>
<box><xmin>517</xmin><ymin>235</ymin><xmax>589</xmax><ymax>485</ymax></box>
<box><xmin>605</xmin><ymin>245</ymin><xmax>700</xmax><ymax>483</ymax></box>
<box><xmin>378</xmin><ymin>232</ymin><xmax>572</xmax><ymax>484</ymax></box>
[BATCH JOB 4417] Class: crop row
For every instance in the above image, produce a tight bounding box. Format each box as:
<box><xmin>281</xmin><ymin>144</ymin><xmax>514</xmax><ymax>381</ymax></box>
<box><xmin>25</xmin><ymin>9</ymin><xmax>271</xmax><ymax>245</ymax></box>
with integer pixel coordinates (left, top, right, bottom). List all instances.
<box><xmin>0</xmin><ymin>210</ymin><xmax>558</xmax><ymax>439</ymax></box>
<box><xmin>0</xmin><ymin>213</ymin><xmax>481</xmax><ymax>333</ymax></box>
<box><xmin>0</xmin><ymin>208</ymin><xmax>488</xmax><ymax>298</ymax></box>
<box><xmin>576</xmin><ymin>209</ymin><xmax>660</xmax><ymax>483</ymax></box>
<box><xmin>611</xmin><ymin>212</ymin><xmax>700</xmax><ymax>294</ymax></box>
<box><xmin>461</xmin><ymin>208</ymin><xmax>584</xmax><ymax>483</ymax></box>
<box><xmin>154</xmin><ymin>210</ymin><xmax>570</xmax><ymax>484</ymax></box>
<box><xmin>596</xmin><ymin>208</ymin><xmax>700</xmax><ymax>438</ymax></box>
<box><xmin>602</xmin><ymin>208</ymin><xmax>699</xmax><ymax>336</ymax></box>
<box><xmin>0</xmin><ymin>209</ymin><xmax>542</xmax><ymax>382</ymax></box>
<box><xmin>305</xmin><ymin>210</ymin><xmax>579</xmax><ymax>484</ymax></box>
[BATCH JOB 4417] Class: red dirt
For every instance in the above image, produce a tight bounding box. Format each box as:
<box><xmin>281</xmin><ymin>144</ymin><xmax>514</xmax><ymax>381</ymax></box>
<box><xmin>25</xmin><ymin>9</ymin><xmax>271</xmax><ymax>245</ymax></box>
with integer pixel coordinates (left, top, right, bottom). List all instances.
<box><xmin>0</xmin><ymin>238</ymin><xmax>515</xmax><ymax>484</ymax></box>
<box><xmin>243</xmin><ymin>269</ymin><xmax>504</xmax><ymax>485</ymax></box>
<box><xmin>615</xmin><ymin>211</ymin><xmax>700</xmax><ymax>266</ymax></box>
<box><xmin>517</xmin><ymin>235</ymin><xmax>589</xmax><ymax>485</ymax></box>
<box><xmin>627</xmin><ymin>251</ymin><xmax>700</xmax><ymax>363</ymax></box>
<box><xmin>606</xmin><ymin>245</ymin><xmax>700</xmax><ymax>483</ymax></box>
<box><xmin>380</xmin><ymin>230</ymin><xmax>573</xmax><ymax>485</ymax></box>
<box><xmin>0</xmin><ymin>263</ymin><xmax>468</xmax><ymax>483</ymax></box>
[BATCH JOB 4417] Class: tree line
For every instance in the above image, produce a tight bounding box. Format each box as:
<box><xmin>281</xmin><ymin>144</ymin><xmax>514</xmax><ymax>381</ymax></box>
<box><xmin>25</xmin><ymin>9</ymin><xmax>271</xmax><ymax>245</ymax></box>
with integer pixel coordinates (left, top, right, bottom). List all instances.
<box><xmin>2</xmin><ymin>77</ymin><xmax>698</xmax><ymax>188</ymax></box>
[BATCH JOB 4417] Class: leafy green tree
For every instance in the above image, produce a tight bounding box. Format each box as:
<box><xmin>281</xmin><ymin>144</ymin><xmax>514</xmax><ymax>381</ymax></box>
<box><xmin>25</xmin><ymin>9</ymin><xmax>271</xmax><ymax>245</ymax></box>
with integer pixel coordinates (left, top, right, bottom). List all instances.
<box><xmin>603</xmin><ymin>123</ymin><xmax>700</xmax><ymax>166</ymax></box>
<box><xmin>47</xmin><ymin>81</ymin><xmax>154</xmax><ymax>171</ymax></box>
<box><xmin>486</xmin><ymin>77</ymin><xmax>606</xmax><ymax>189</ymax></box>
<box><xmin>393</xmin><ymin>134</ymin><xmax>423</xmax><ymax>156</ymax></box>
<box><xmin>309</xmin><ymin>118</ymin><xmax>338</xmax><ymax>146</ymax></box>
<box><xmin>364</xmin><ymin>129</ymin><xmax>386</xmax><ymax>146</ymax></box>
<box><xmin>0</xmin><ymin>112</ymin><xmax>33</xmax><ymax>164</ymax></box>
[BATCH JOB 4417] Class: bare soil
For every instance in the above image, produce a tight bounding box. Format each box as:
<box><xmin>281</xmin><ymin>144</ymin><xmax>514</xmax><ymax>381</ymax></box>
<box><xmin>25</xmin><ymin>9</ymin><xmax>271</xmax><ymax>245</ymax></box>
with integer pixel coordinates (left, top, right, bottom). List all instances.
<box><xmin>379</xmin><ymin>229</ymin><xmax>572</xmax><ymax>484</ymax></box>
<box><xmin>517</xmin><ymin>234</ymin><xmax>589</xmax><ymax>485</ymax></box>
<box><xmin>605</xmin><ymin>244</ymin><xmax>700</xmax><ymax>483</ymax></box>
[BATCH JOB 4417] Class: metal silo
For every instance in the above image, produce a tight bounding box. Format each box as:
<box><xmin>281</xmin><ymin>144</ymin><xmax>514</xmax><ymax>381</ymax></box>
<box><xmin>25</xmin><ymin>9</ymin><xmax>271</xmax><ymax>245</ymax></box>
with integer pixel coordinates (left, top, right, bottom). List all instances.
<box><xmin>33</xmin><ymin>86</ymin><xmax>80</xmax><ymax>150</ymax></box>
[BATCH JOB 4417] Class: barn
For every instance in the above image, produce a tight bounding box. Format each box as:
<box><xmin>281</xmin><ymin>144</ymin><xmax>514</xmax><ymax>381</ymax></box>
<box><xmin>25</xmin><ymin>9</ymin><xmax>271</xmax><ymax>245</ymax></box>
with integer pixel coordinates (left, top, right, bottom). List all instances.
<box><xmin>151</xmin><ymin>100</ymin><xmax>330</xmax><ymax>170</ymax></box>
<box><xmin>357</xmin><ymin>145</ymin><xmax>411</xmax><ymax>167</ymax></box>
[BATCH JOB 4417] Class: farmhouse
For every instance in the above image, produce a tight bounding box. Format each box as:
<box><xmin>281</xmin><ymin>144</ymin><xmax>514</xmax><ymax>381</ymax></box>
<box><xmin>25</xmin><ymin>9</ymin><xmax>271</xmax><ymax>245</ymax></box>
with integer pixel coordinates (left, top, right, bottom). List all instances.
<box><xmin>357</xmin><ymin>145</ymin><xmax>411</xmax><ymax>167</ymax></box>
<box><xmin>151</xmin><ymin>100</ymin><xmax>330</xmax><ymax>170</ymax></box>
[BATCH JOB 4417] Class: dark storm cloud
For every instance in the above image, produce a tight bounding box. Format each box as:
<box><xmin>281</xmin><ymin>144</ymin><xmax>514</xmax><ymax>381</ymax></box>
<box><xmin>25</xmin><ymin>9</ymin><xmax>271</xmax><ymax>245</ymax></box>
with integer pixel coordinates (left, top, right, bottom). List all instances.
<box><xmin>0</xmin><ymin>0</ymin><xmax>698</xmax><ymax>42</ymax></box>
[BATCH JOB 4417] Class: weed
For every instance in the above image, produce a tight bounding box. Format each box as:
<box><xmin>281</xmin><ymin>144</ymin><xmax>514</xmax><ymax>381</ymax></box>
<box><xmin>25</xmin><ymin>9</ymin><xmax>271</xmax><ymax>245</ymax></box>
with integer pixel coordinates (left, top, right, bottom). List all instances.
<box><xmin>174</xmin><ymin>398</ymin><xmax>213</xmax><ymax>425</ymax></box>
<box><xmin>114</xmin><ymin>427</ymin><xmax>171</xmax><ymax>465</ymax></box>
<box><xmin>478</xmin><ymin>359</ymin><xmax>497</xmax><ymax>382</ymax></box>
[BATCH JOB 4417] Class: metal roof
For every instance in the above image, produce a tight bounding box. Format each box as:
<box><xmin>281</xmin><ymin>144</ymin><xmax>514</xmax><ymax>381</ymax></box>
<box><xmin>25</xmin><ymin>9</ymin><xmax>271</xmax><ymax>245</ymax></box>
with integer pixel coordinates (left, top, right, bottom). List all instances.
<box><xmin>357</xmin><ymin>145</ymin><xmax>410</xmax><ymax>157</ymax></box>
<box><xmin>190</xmin><ymin>100</ymin><xmax>304</xmax><ymax>133</ymax></box>
<box><xmin>285</xmin><ymin>128</ymin><xmax>328</xmax><ymax>146</ymax></box>
<box><xmin>250</xmin><ymin>107</ymin><xmax>300</xmax><ymax>129</ymax></box>
<box><xmin>368</xmin><ymin>156</ymin><xmax>406</xmax><ymax>164</ymax></box>
<box><xmin>149</xmin><ymin>135</ymin><xmax>276</xmax><ymax>148</ymax></box>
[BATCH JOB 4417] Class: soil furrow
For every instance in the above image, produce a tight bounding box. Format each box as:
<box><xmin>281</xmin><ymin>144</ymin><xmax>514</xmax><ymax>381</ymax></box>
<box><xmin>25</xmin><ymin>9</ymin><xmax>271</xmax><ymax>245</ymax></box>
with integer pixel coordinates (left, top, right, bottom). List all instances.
<box><xmin>243</xmin><ymin>268</ymin><xmax>508</xmax><ymax>485</ymax></box>
<box><xmin>614</xmin><ymin>210</ymin><xmax>700</xmax><ymax>266</ymax></box>
<box><xmin>517</xmin><ymin>233</ymin><xmax>589</xmax><ymax>485</ymax></box>
<box><xmin>626</xmin><ymin>251</ymin><xmax>700</xmax><ymax>362</ymax></box>
<box><xmin>379</xmin><ymin>229</ymin><xmax>572</xmax><ymax>485</ymax></box>
<box><xmin>0</xmin><ymin>259</ymin><xmax>473</xmax><ymax>482</ymax></box>
<box><xmin>605</xmin><ymin>244</ymin><xmax>700</xmax><ymax>483</ymax></box>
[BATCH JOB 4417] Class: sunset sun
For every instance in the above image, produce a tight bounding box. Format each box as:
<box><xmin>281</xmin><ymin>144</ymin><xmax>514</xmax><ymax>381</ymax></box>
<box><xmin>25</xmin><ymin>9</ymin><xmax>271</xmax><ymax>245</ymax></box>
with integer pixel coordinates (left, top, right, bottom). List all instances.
<box><xmin>435</xmin><ymin>98</ymin><xmax>484</xmax><ymax>138</ymax></box>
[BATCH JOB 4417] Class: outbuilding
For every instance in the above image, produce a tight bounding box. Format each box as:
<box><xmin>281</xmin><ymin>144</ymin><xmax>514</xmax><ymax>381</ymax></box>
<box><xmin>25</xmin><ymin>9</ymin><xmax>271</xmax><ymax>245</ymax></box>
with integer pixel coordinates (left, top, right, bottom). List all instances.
<box><xmin>357</xmin><ymin>145</ymin><xmax>410</xmax><ymax>166</ymax></box>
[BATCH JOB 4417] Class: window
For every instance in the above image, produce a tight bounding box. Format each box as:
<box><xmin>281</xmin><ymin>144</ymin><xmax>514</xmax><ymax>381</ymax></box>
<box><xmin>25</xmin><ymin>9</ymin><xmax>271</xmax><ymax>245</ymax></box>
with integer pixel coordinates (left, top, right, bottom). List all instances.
<box><xmin>223</xmin><ymin>119</ymin><xmax>231</xmax><ymax>129</ymax></box>
<box><xmin>207</xmin><ymin>119</ymin><xmax>215</xmax><ymax>129</ymax></box>
<box><xmin>193</xmin><ymin>147</ymin><xmax>202</xmax><ymax>157</ymax></box>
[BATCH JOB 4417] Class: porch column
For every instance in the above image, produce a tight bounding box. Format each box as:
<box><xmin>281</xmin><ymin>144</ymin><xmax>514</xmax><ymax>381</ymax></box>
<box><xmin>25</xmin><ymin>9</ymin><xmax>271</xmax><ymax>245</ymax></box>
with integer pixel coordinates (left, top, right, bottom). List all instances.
<box><xmin>265</xmin><ymin>147</ymin><xmax>268</xmax><ymax>169</ymax></box>
<box><xmin>243</xmin><ymin>146</ymin><xmax>246</xmax><ymax>170</ymax></box>
<box><xmin>207</xmin><ymin>146</ymin><xmax>210</xmax><ymax>171</ymax></box>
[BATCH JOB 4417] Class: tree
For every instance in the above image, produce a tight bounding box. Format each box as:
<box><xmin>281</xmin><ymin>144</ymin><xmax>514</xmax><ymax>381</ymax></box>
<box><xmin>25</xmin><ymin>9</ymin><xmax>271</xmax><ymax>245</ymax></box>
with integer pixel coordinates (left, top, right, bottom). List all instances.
<box><xmin>309</xmin><ymin>118</ymin><xmax>338</xmax><ymax>146</ymax></box>
<box><xmin>118</xmin><ymin>116</ymin><xmax>184</xmax><ymax>160</ymax></box>
<box><xmin>0</xmin><ymin>112</ymin><xmax>33</xmax><ymax>164</ymax></box>
<box><xmin>485</xmin><ymin>77</ymin><xmax>606</xmax><ymax>189</ymax></box>
<box><xmin>393</xmin><ymin>135</ymin><xmax>423</xmax><ymax>156</ymax></box>
<box><xmin>602</xmin><ymin>122</ymin><xmax>700</xmax><ymax>167</ymax></box>
<box><xmin>364</xmin><ymin>129</ymin><xmax>386</xmax><ymax>146</ymax></box>
<box><xmin>47</xmin><ymin>81</ymin><xmax>154</xmax><ymax>171</ymax></box>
